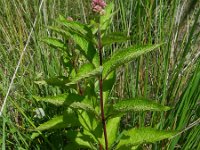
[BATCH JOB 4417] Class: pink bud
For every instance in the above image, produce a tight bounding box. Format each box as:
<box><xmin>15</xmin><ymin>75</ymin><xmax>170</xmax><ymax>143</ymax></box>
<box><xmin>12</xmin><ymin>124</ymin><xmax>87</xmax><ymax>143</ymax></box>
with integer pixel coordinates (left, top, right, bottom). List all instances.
<box><xmin>91</xmin><ymin>0</ymin><xmax>107</xmax><ymax>14</ymax></box>
<box><xmin>67</xmin><ymin>17</ymin><xmax>73</xmax><ymax>21</ymax></box>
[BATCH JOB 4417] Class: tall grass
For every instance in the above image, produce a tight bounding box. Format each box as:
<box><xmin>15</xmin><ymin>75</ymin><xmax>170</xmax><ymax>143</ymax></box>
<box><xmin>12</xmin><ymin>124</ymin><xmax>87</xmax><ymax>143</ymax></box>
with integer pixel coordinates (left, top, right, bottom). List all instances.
<box><xmin>0</xmin><ymin>0</ymin><xmax>199</xmax><ymax>149</ymax></box>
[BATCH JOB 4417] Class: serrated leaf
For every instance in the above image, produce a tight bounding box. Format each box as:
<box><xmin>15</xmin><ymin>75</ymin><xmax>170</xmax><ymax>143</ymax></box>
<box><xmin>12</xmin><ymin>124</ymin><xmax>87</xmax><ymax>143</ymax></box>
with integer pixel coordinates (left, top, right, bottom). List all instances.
<box><xmin>77</xmin><ymin>109</ymin><xmax>99</xmax><ymax>139</ymax></box>
<box><xmin>72</xmin><ymin>34</ymin><xmax>96</xmax><ymax>62</ymax></box>
<box><xmin>107</xmin><ymin>117</ymin><xmax>121</xmax><ymax>149</ymax></box>
<box><xmin>92</xmin><ymin>53</ymin><xmax>99</xmax><ymax>67</ymax></box>
<box><xmin>103</xmin><ymin>71</ymin><xmax>116</xmax><ymax>106</ymax></box>
<box><xmin>34</xmin><ymin>115</ymin><xmax>68</xmax><ymax>131</ymax></box>
<box><xmin>113</xmin><ymin>98</ymin><xmax>170</xmax><ymax>112</ymax></box>
<box><xmin>116</xmin><ymin>128</ymin><xmax>177</xmax><ymax>149</ymax></box>
<box><xmin>47</xmin><ymin>26</ymin><xmax>71</xmax><ymax>38</ymax></box>
<box><xmin>34</xmin><ymin>110</ymin><xmax>80</xmax><ymax>132</ymax></box>
<box><xmin>98</xmin><ymin>117</ymin><xmax>121</xmax><ymax>149</ymax></box>
<box><xmin>100</xmin><ymin>2</ymin><xmax>115</xmax><ymax>32</ymax></box>
<box><xmin>103</xmin><ymin>44</ymin><xmax>162</xmax><ymax>78</ymax></box>
<box><xmin>66</xmin><ymin>64</ymin><xmax>103</xmax><ymax>86</ymax></box>
<box><xmin>102</xmin><ymin>32</ymin><xmax>130</xmax><ymax>46</ymax></box>
<box><xmin>35</xmin><ymin>76</ymin><xmax>69</xmax><ymax>87</ymax></box>
<box><xmin>58</xmin><ymin>15</ymin><xmax>93</xmax><ymax>38</ymax></box>
<box><xmin>42</xmin><ymin>37</ymin><xmax>66</xmax><ymax>50</ymax></box>
<box><xmin>57</xmin><ymin>16</ymin><xmax>97</xmax><ymax>63</ymax></box>
<box><xmin>33</xmin><ymin>93</ymin><xmax>84</xmax><ymax>106</ymax></box>
<box><xmin>70</xmin><ymin>102</ymin><xmax>99</xmax><ymax>118</ymax></box>
<box><xmin>65</xmin><ymin>131</ymin><xmax>96</xmax><ymax>150</ymax></box>
<box><xmin>75</xmin><ymin>97</ymin><xmax>100</xmax><ymax>133</ymax></box>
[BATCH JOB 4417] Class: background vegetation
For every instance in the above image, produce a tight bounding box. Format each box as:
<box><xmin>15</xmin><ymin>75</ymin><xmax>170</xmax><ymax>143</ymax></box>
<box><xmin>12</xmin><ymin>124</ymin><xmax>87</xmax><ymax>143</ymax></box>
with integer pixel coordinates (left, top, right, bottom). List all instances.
<box><xmin>0</xmin><ymin>0</ymin><xmax>199</xmax><ymax>149</ymax></box>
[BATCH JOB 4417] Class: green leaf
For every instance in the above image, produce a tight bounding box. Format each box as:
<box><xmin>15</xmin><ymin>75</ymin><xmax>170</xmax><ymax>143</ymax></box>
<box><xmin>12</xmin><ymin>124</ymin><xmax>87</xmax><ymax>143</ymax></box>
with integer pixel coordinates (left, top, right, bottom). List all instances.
<box><xmin>107</xmin><ymin>117</ymin><xmax>121</xmax><ymax>149</ymax></box>
<box><xmin>102</xmin><ymin>32</ymin><xmax>130</xmax><ymax>46</ymax></box>
<box><xmin>58</xmin><ymin>15</ymin><xmax>97</xmax><ymax>63</ymax></box>
<box><xmin>103</xmin><ymin>44</ymin><xmax>162</xmax><ymax>79</ymax></box>
<box><xmin>33</xmin><ymin>93</ymin><xmax>84</xmax><ymax>106</ymax></box>
<box><xmin>34</xmin><ymin>116</ymin><xmax>68</xmax><ymax>131</ymax></box>
<box><xmin>47</xmin><ymin>26</ymin><xmax>71</xmax><ymax>38</ymax></box>
<box><xmin>103</xmin><ymin>71</ymin><xmax>116</xmax><ymax>106</ymax></box>
<box><xmin>100</xmin><ymin>2</ymin><xmax>115</xmax><ymax>32</ymax></box>
<box><xmin>116</xmin><ymin>127</ymin><xmax>177</xmax><ymax>149</ymax></box>
<box><xmin>58</xmin><ymin>15</ymin><xmax>93</xmax><ymax>38</ymax></box>
<box><xmin>31</xmin><ymin>132</ymin><xmax>40</xmax><ymax>139</ymax></box>
<box><xmin>65</xmin><ymin>131</ymin><xmax>96</xmax><ymax>150</ymax></box>
<box><xmin>77</xmin><ymin>109</ymin><xmax>99</xmax><ymax>137</ymax></box>
<box><xmin>72</xmin><ymin>34</ymin><xmax>96</xmax><ymax>62</ymax></box>
<box><xmin>34</xmin><ymin>76</ymin><xmax>69</xmax><ymax>87</ymax></box>
<box><xmin>66</xmin><ymin>64</ymin><xmax>103</xmax><ymax>86</ymax></box>
<box><xmin>113</xmin><ymin>98</ymin><xmax>170</xmax><ymax>113</ymax></box>
<box><xmin>75</xmin><ymin>97</ymin><xmax>100</xmax><ymax>134</ymax></box>
<box><xmin>42</xmin><ymin>37</ymin><xmax>66</xmax><ymax>50</ymax></box>
<box><xmin>92</xmin><ymin>53</ymin><xmax>99</xmax><ymax>67</ymax></box>
<box><xmin>70</xmin><ymin>102</ymin><xmax>99</xmax><ymax>119</ymax></box>
<box><xmin>34</xmin><ymin>109</ymin><xmax>80</xmax><ymax>132</ymax></box>
<box><xmin>64</xmin><ymin>143</ymin><xmax>80</xmax><ymax>150</ymax></box>
<box><xmin>98</xmin><ymin>117</ymin><xmax>121</xmax><ymax>149</ymax></box>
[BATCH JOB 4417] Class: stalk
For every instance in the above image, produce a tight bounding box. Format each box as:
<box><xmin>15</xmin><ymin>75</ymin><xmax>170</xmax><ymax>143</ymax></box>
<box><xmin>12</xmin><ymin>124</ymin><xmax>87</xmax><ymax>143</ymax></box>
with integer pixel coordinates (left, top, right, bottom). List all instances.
<box><xmin>98</xmin><ymin>26</ymin><xmax>108</xmax><ymax>150</ymax></box>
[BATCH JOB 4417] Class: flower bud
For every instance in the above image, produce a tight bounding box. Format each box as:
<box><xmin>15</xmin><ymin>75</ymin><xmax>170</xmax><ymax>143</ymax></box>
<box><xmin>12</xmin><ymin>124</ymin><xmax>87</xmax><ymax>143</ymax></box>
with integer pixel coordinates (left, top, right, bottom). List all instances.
<box><xmin>91</xmin><ymin>0</ymin><xmax>107</xmax><ymax>14</ymax></box>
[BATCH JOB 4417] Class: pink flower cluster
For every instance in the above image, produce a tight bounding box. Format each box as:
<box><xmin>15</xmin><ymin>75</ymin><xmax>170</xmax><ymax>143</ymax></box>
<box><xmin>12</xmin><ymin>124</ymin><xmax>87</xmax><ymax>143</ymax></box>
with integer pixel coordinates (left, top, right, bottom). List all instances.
<box><xmin>92</xmin><ymin>0</ymin><xmax>107</xmax><ymax>14</ymax></box>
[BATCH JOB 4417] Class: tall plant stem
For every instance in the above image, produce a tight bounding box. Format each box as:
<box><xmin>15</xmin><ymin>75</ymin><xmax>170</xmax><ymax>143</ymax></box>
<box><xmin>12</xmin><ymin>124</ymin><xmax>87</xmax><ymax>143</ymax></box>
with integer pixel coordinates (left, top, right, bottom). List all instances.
<box><xmin>98</xmin><ymin>26</ymin><xmax>108</xmax><ymax>150</ymax></box>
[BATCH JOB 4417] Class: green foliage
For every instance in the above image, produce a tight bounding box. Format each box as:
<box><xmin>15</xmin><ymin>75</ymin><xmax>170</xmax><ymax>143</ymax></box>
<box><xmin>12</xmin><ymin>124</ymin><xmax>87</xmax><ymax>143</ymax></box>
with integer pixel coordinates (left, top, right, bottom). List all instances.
<box><xmin>1</xmin><ymin>0</ymin><xmax>199</xmax><ymax>149</ymax></box>
<box><xmin>106</xmin><ymin>98</ymin><xmax>171</xmax><ymax>119</ymax></box>
<box><xmin>35</xmin><ymin>115</ymin><xmax>65</xmax><ymax>131</ymax></box>
<box><xmin>102</xmin><ymin>32</ymin><xmax>130</xmax><ymax>46</ymax></box>
<box><xmin>57</xmin><ymin>15</ymin><xmax>97</xmax><ymax>63</ymax></box>
<box><xmin>66</xmin><ymin>64</ymin><xmax>103</xmax><ymax>86</ymax></box>
<box><xmin>99</xmin><ymin>2</ymin><xmax>115</xmax><ymax>33</ymax></box>
<box><xmin>42</xmin><ymin>37</ymin><xmax>67</xmax><ymax>50</ymax></box>
<box><xmin>70</xmin><ymin>102</ymin><xmax>99</xmax><ymax>119</ymax></box>
<box><xmin>28</xmin><ymin>1</ymin><xmax>178</xmax><ymax>149</ymax></box>
<box><xmin>116</xmin><ymin>128</ymin><xmax>177</xmax><ymax>149</ymax></box>
<box><xmin>33</xmin><ymin>93</ymin><xmax>84</xmax><ymax>106</ymax></box>
<box><xmin>35</xmin><ymin>76</ymin><xmax>69</xmax><ymax>87</ymax></box>
<box><xmin>113</xmin><ymin>98</ymin><xmax>170</xmax><ymax>112</ymax></box>
<box><xmin>106</xmin><ymin>117</ymin><xmax>121</xmax><ymax>149</ymax></box>
<box><xmin>64</xmin><ymin>131</ymin><xmax>97</xmax><ymax>150</ymax></box>
<box><xmin>103</xmin><ymin>44</ymin><xmax>162</xmax><ymax>79</ymax></box>
<box><xmin>31</xmin><ymin>4</ymin><xmax>175</xmax><ymax>149</ymax></box>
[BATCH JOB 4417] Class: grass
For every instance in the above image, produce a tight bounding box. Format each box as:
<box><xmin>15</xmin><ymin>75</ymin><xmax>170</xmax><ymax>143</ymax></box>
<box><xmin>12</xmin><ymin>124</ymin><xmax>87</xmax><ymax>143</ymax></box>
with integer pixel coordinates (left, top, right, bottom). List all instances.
<box><xmin>0</xmin><ymin>0</ymin><xmax>199</xmax><ymax>149</ymax></box>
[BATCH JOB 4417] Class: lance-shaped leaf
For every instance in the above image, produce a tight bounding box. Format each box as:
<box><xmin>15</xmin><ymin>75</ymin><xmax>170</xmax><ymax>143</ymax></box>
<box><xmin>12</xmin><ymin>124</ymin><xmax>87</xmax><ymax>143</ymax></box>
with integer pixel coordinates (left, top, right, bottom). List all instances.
<box><xmin>47</xmin><ymin>26</ymin><xmax>71</xmax><ymax>38</ymax></box>
<box><xmin>106</xmin><ymin>117</ymin><xmax>121</xmax><ymax>149</ymax></box>
<box><xmin>100</xmin><ymin>2</ymin><xmax>115</xmax><ymax>32</ymax></box>
<box><xmin>103</xmin><ymin>44</ymin><xmax>162</xmax><ymax>79</ymax></box>
<box><xmin>106</xmin><ymin>98</ymin><xmax>170</xmax><ymax>119</ymax></box>
<box><xmin>34</xmin><ymin>76</ymin><xmax>69</xmax><ymax>87</ymax></box>
<box><xmin>102</xmin><ymin>32</ymin><xmax>130</xmax><ymax>46</ymax></box>
<box><xmin>113</xmin><ymin>98</ymin><xmax>171</xmax><ymax>112</ymax></box>
<box><xmin>66</xmin><ymin>63</ymin><xmax>103</xmax><ymax>86</ymax></box>
<box><xmin>70</xmin><ymin>102</ymin><xmax>99</xmax><ymax>120</ymax></box>
<box><xmin>57</xmin><ymin>16</ymin><xmax>97</xmax><ymax>63</ymax></box>
<box><xmin>64</xmin><ymin>131</ymin><xmax>96</xmax><ymax>150</ymax></box>
<box><xmin>72</xmin><ymin>33</ymin><xmax>96</xmax><ymax>62</ymax></box>
<box><xmin>34</xmin><ymin>111</ymin><xmax>80</xmax><ymax>132</ymax></box>
<box><xmin>58</xmin><ymin>15</ymin><xmax>93</xmax><ymax>38</ymax></box>
<box><xmin>98</xmin><ymin>117</ymin><xmax>121</xmax><ymax>149</ymax></box>
<box><xmin>33</xmin><ymin>93</ymin><xmax>84</xmax><ymax>106</ymax></box>
<box><xmin>116</xmin><ymin>128</ymin><xmax>177</xmax><ymax>149</ymax></box>
<box><xmin>42</xmin><ymin>37</ymin><xmax>66</xmax><ymax>50</ymax></box>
